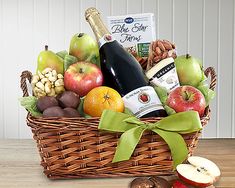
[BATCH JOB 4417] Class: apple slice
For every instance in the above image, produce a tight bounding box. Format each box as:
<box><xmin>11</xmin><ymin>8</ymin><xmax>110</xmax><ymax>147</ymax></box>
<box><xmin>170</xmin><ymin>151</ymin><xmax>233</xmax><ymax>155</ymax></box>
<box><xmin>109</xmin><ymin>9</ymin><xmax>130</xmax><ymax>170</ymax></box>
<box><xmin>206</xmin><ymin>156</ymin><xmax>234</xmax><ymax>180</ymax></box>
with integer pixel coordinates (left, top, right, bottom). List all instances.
<box><xmin>176</xmin><ymin>156</ymin><xmax>220</xmax><ymax>187</ymax></box>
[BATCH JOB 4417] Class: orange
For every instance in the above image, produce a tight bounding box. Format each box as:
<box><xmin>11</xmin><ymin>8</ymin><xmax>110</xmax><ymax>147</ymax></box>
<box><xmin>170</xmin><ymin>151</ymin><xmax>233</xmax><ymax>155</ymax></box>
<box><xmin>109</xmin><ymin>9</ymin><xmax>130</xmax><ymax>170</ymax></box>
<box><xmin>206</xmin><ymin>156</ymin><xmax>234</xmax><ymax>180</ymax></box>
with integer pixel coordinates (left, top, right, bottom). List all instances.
<box><xmin>83</xmin><ymin>86</ymin><xmax>124</xmax><ymax>117</ymax></box>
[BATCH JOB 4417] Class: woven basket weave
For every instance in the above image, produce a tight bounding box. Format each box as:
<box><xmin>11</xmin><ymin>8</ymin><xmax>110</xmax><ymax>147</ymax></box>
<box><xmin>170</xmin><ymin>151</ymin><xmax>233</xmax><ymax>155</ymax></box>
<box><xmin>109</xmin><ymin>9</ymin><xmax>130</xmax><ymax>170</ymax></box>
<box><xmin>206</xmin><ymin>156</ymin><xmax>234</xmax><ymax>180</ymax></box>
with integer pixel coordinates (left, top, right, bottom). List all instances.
<box><xmin>20</xmin><ymin>67</ymin><xmax>216</xmax><ymax>180</ymax></box>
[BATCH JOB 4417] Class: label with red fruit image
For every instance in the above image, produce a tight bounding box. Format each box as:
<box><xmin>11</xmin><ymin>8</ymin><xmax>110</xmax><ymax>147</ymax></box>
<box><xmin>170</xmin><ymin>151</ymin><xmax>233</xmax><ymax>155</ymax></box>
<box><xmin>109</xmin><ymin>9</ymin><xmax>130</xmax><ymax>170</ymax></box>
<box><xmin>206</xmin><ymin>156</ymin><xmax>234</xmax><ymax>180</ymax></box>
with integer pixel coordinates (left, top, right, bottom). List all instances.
<box><xmin>122</xmin><ymin>86</ymin><xmax>164</xmax><ymax>118</ymax></box>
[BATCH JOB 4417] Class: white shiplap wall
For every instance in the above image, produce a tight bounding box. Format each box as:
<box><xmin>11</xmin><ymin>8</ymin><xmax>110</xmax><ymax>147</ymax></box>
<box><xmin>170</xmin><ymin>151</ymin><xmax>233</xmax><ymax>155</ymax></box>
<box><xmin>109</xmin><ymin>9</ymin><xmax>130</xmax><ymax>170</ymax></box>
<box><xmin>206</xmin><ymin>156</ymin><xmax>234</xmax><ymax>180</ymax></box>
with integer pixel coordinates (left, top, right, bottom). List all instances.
<box><xmin>0</xmin><ymin>0</ymin><xmax>234</xmax><ymax>138</ymax></box>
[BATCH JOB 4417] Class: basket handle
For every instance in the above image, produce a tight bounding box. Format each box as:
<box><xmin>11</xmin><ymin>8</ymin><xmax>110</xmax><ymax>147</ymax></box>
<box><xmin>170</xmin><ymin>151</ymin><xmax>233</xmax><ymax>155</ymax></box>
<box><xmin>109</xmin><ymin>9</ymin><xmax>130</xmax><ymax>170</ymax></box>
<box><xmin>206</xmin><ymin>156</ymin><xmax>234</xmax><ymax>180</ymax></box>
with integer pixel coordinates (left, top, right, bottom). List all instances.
<box><xmin>204</xmin><ymin>67</ymin><xmax>217</xmax><ymax>91</ymax></box>
<box><xmin>20</xmin><ymin>70</ymin><xmax>33</xmax><ymax>97</ymax></box>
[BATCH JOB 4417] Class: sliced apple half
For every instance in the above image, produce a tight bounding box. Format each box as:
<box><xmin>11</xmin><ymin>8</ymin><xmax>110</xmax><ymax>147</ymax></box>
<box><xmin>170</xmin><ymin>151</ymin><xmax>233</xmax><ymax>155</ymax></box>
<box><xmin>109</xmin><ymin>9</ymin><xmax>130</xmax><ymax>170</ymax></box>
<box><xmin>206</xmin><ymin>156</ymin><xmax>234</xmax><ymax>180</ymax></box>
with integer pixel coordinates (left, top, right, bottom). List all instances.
<box><xmin>176</xmin><ymin>156</ymin><xmax>221</xmax><ymax>187</ymax></box>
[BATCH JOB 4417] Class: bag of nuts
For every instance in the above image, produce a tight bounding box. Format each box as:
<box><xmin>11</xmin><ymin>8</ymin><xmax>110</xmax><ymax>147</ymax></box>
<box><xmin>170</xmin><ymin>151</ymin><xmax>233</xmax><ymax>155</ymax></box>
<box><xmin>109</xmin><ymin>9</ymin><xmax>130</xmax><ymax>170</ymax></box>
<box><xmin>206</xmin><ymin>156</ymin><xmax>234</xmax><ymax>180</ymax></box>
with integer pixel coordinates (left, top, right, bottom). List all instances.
<box><xmin>147</xmin><ymin>39</ymin><xmax>177</xmax><ymax>71</ymax></box>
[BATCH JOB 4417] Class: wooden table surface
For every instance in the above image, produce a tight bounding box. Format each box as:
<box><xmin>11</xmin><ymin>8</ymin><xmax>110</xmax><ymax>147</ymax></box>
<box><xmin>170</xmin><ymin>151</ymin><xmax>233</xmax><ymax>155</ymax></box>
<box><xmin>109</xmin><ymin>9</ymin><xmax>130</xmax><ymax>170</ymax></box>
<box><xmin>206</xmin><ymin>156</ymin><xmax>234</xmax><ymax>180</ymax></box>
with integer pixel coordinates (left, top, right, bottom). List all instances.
<box><xmin>0</xmin><ymin>139</ymin><xmax>234</xmax><ymax>188</ymax></box>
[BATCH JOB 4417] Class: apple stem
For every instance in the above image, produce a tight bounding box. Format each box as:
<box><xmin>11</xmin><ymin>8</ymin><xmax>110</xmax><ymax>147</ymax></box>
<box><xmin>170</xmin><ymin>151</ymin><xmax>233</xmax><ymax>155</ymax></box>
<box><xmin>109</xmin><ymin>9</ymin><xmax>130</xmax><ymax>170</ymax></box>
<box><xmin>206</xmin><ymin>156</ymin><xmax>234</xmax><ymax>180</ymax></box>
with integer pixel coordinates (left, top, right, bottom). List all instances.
<box><xmin>183</xmin><ymin>91</ymin><xmax>191</xmax><ymax>101</ymax></box>
<box><xmin>79</xmin><ymin>68</ymin><xmax>84</xmax><ymax>74</ymax></box>
<box><xmin>186</xmin><ymin>54</ymin><xmax>191</xmax><ymax>59</ymax></box>
<box><xmin>45</xmin><ymin>45</ymin><xmax>48</xmax><ymax>51</ymax></box>
<box><xmin>184</xmin><ymin>91</ymin><xmax>189</xmax><ymax>100</ymax></box>
<box><xmin>78</xmin><ymin>33</ymin><xmax>84</xmax><ymax>37</ymax></box>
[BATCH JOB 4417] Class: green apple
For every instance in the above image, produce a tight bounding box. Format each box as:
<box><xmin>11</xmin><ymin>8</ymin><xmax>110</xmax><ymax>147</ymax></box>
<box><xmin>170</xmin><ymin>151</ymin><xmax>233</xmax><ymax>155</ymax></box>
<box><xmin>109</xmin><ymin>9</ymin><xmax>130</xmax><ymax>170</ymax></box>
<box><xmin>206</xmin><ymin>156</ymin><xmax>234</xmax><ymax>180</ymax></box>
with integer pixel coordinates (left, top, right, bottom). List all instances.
<box><xmin>69</xmin><ymin>33</ymin><xmax>100</xmax><ymax>67</ymax></box>
<box><xmin>175</xmin><ymin>54</ymin><xmax>203</xmax><ymax>87</ymax></box>
<box><xmin>37</xmin><ymin>45</ymin><xmax>64</xmax><ymax>74</ymax></box>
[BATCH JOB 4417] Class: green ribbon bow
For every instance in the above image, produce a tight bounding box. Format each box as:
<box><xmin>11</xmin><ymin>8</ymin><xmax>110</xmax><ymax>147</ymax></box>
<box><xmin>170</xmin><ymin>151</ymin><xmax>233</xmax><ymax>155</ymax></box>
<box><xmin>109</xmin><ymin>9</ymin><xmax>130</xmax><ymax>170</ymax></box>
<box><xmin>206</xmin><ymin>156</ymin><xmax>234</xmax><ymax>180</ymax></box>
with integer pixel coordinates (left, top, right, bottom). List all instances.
<box><xmin>98</xmin><ymin>110</ymin><xmax>202</xmax><ymax>169</ymax></box>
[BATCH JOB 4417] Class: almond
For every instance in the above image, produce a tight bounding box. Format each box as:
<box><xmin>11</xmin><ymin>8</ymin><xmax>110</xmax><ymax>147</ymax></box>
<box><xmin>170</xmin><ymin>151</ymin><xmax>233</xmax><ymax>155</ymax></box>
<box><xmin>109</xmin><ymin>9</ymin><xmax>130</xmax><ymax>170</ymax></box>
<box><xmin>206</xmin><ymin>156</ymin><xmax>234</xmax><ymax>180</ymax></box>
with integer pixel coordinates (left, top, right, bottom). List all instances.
<box><xmin>152</xmin><ymin>41</ymin><xmax>157</xmax><ymax>52</ymax></box>
<box><xmin>162</xmin><ymin>51</ymin><xmax>168</xmax><ymax>59</ymax></box>
<box><xmin>154</xmin><ymin>56</ymin><xmax>161</xmax><ymax>63</ymax></box>
<box><xmin>157</xmin><ymin>40</ymin><xmax>165</xmax><ymax>51</ymax></box>
<box><xmin>163</xmin><ymin>40</ymin><xmax>173</xmax><ymax>50</ymax></box>
<box><xmin>155</xmin><ymin>47</ymin><xmax>162</xmax><ymax>55</ymax></box>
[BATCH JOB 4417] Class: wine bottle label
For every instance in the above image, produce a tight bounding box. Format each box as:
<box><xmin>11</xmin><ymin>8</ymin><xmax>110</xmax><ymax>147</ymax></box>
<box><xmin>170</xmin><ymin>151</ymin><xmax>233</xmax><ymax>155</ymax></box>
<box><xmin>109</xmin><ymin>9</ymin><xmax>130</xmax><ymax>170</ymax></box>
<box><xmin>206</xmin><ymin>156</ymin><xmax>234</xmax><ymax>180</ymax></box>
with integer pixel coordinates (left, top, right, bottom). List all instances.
<box><xmin>122</xmin><ymin>86</ymin><xmax>164</xmax><ymax>118</ymax></box>
<box><xmin>146</xmin><ymin>57</ymin><xmax>180</xmax><ymax>93</ymax></box>
<box><xmin>98</xmin><ymin>34</ymin><xmax>115</xmax><ymax>48</ymax></box>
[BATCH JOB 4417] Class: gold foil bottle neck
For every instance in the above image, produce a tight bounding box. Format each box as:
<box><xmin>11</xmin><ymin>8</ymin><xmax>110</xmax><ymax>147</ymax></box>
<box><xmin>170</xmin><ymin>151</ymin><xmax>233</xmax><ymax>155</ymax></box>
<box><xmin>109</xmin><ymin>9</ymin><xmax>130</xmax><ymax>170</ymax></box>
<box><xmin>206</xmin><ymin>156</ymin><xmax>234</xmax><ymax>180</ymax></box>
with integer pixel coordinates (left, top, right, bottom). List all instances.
<box><xmin>85</xmin><ymin>7</ymin><xmax>110</xmax><ymax>41</ymax></box>
<box><xmin>85</xmin><ymin>7</ymin><xmax>100</xmax><ymax>21</ymax></box>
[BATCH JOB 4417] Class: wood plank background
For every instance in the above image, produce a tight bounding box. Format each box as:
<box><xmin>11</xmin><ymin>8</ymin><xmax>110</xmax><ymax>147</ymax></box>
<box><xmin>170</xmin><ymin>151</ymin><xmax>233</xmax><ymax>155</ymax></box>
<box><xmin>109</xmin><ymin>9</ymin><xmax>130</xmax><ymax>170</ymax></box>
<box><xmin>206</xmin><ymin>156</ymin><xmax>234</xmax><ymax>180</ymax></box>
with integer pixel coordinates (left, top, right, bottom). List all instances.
<box><xmin>0</xmin><ymin>0</ymin><xmax>234</xmax><ymax>138</ymax></box>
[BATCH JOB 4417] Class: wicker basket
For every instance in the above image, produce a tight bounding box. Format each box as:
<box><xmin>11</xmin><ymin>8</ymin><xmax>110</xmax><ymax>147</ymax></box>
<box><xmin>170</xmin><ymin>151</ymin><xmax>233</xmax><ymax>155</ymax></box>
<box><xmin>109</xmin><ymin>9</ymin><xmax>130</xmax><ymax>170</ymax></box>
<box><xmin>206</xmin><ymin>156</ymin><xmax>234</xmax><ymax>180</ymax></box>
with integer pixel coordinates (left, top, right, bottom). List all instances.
<box><xmin>20</xmin><ymin>67</ymin><xmax>216</xmax><ymax>180</ymax></box>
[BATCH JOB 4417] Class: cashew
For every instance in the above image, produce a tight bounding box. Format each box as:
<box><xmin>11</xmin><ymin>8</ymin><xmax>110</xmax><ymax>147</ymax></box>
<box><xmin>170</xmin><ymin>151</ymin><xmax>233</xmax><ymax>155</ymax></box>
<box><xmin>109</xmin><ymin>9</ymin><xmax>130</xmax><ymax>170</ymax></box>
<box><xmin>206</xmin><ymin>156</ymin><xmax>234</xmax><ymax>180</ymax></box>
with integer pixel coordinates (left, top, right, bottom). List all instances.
<box><xmin>33</xmin><ymin>87</ymin><xmax>46</xmax><ymax>98</ymax></box>
<box><xmin>42</xmin><ymin>68</ymin><xmax>52</xmax><ymax>74</ymax></box>
<box><xmin>45</xmin><ymin>82</ymin><xmax>52</xmax><ymax>94</ymax></box>
<box><xmin>47</xmin><ymin>88</ymin><xmax>56</xmax><ymax>96</ymax></box>
<box><xmin>36</xmin><ymin>82</ymin><xmax>44</xmax><ymax>91</ymax></box>
<box><xmin>54</xmin><ymin>78</ymin><xmax>64</xmax><ymax>87</ymax></box>
<box><xmin>41</xmin><ymin>77</ymin><xmax>49</xmax><ymax>84</ymax></box>
<box><xmin>37</xmin><ymin>71</ymin><xmax>45</xmax><ymax>79</ymax></box>
<box><xmin>33</xmin><ymin>87</ymin><xmax>41</xmax><ymax>94</ymax></box>
<box><xmin>57</xmin><ymin>74</ymin><xmax>63</xmax><ymax>79</ymax></box>
<box><xmin>48</xmin><ymin>76</ymin><xmax>57</xmax><ymax>82</ymax></box>
<box><xmin>37</xmin><ymin>91</ymin><xmax>46</xmax><ymax>98</ymax></box>
<box><xmin>55</xmin><ymin>86</ymin><xmax>65</xmax><ymax>94</ymax></box>
<box><xmin>45</xmin><ymin>71</ymin><xmax>52</xmax><ymax>78</ymax></box>
<box><xmin>52</xmin><ymin>70</ymin><xmax>57</xmax><ymax>77</ymax></box>
<box><xmin>31</xmin><ymin>75</ymin><xmax>40</xmax><ymax>84</ymax></box>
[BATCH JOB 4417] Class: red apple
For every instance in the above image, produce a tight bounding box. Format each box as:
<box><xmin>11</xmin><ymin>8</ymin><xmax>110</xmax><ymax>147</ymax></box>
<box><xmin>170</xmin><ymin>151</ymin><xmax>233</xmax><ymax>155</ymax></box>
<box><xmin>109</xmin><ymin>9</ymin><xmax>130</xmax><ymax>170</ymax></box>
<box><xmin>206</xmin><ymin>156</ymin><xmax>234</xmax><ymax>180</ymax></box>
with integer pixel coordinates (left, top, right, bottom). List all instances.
<box><xmin>176</xmin><ymin>156</ymin><xmax>221</xmax><ymax>187</ymax></box>
<box><xmin>166</xmin><ymin>86</ymin><xmax>206</xmax><ymax>117</ymax></box>
<box><xmin>64</xmin><ymin>61</ymin><xmax>103</xmax><ymax>97</ymax></box>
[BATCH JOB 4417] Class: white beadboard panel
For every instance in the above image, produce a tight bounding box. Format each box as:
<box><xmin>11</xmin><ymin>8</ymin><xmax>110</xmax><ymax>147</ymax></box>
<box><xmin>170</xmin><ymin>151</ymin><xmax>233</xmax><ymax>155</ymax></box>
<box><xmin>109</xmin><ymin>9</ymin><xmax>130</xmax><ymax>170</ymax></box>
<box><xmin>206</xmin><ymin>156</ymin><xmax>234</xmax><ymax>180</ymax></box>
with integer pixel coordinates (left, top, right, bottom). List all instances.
<box><xmin>218</xmin><ymin>0</ymin><xmax>234</xmax><ymax>137</ymax></box>
<box><xmin>112</xmin><ymin>0</ymin><xmax>127</xmax><ymax>16</ymax></box>
<box><xmin>48</xmin><ymin>0</ymin><xmax>65</xmax><ymax>52</ymax></box>
<box><xmin>64</xmin><ymin>0</ymin><xmax>80</xmax><ymax>50</ymax></box>
<box><xmin>203</xmin><ymin>0</ymin><xmax>219</xmax><ymax>138</ymax></box>
<box><xmin>0</xmin><ymin>0</ymin><xmax>235</xmax><ymax>138</ymax></box>
<box><xmin>34</xmin><ymin>0</ymin><xmax>49</xmax><ymax>65</ymax></box>
<box><xmin>142</xmin><ymin>0</ymin><xmax>158</xmax><ymax>37</ymax></box>
<box><xmin>142</xmin><ymin>0</ymin><xmax>157</xmax><ymax>14</ymax></box>
<box><xmin>174</xmin><ymin>0</ymin><xmax>188</xmax><ymax>55</ymax></box>
<box><xmin>80</xmin><ymin>0</ymin><xmax>96</xmax><ymax>37</ymax></box>
<box><xmin>233</xmin><ymin>0</ymin><xmax>235</xmax><ymax>138</ymax></box>
<box><xmin>127</xmin><ymin>0</ymin><xmax>142</xmax><ymax>14</ymax></box>
<box><xmin>96</xmin><ymin>0</ymin><xmax>111</xmax><ymax>25</ymax></box>
<box><xmin>2</xmin><ymin>0</ymin><xmax>19</xmax><ymax>138</ymax></box>
<box><xmin>0</xmin><ymin>0</ymin><xmax>3</xmax><ymax>138</ymax></box>
<box><xmin>189</xmin><ymin>0</ymin><xmax>203</xmax><ymax>59</ymax></box>
<box><xmin>158</xmin><ymin>0</ymin><xmax>173</xmax><ymax>41</ymax></box>
<box><xmin>18</xmin><ymin>0</ymin><xmax>35</xmax><ymax>138</ymax></box>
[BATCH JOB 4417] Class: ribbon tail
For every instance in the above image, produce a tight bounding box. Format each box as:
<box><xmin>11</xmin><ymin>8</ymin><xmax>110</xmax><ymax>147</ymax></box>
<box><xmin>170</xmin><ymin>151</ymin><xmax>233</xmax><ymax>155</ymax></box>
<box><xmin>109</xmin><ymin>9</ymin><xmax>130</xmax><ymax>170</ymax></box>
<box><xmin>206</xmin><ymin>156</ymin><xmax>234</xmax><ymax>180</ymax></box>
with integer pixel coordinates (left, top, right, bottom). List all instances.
<box><xmin>112</xmin><ymin>126</ymin><xmax>146</xmax><ymax>163</ymax></box>
<box><xmin>153</xmin><ymin>129</ymin><xmax>188</xmax><ymax>169</ymax></box>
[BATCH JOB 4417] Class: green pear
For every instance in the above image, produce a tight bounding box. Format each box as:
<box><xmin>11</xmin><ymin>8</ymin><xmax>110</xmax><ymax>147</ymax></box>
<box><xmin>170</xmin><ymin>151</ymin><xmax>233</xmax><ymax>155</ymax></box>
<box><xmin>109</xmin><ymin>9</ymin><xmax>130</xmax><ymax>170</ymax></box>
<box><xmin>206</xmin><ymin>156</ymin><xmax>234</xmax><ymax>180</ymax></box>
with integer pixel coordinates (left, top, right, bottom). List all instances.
<box><xmin>69</xmin><ymin>33</ymin><xmax>100</xmax><ymax>67</ymax></box>
<box><xmin>175</xmin><ymin>54</ymin><xmax>203</xmax><ymax>87</ymax></box>
<box><xmin>37</xmin><ymin>45</ymin><xmax>64</xmax><ymax>74</ymax></box>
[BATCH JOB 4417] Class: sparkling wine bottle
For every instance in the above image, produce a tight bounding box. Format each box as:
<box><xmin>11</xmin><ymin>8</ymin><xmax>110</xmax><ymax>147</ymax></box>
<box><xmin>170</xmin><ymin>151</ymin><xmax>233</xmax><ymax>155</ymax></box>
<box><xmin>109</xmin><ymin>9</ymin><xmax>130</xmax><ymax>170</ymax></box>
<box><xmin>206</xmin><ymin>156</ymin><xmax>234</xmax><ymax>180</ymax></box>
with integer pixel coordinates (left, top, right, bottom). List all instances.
<box><xmin>85</xmin><ymin>8</ymin><xmax>166</xmax><ymax>118</ymax></box>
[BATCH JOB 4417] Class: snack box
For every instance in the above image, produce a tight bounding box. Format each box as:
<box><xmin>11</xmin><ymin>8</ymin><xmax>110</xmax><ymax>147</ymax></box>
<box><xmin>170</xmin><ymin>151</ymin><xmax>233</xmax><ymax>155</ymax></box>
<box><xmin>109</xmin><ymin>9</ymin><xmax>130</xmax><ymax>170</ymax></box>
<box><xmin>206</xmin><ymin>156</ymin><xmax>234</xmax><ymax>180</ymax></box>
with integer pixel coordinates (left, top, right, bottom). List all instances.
<box><xmin>107</xmin><ymin>13</ymin><xmax>156</xmax><ymax>57</ymax></box>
